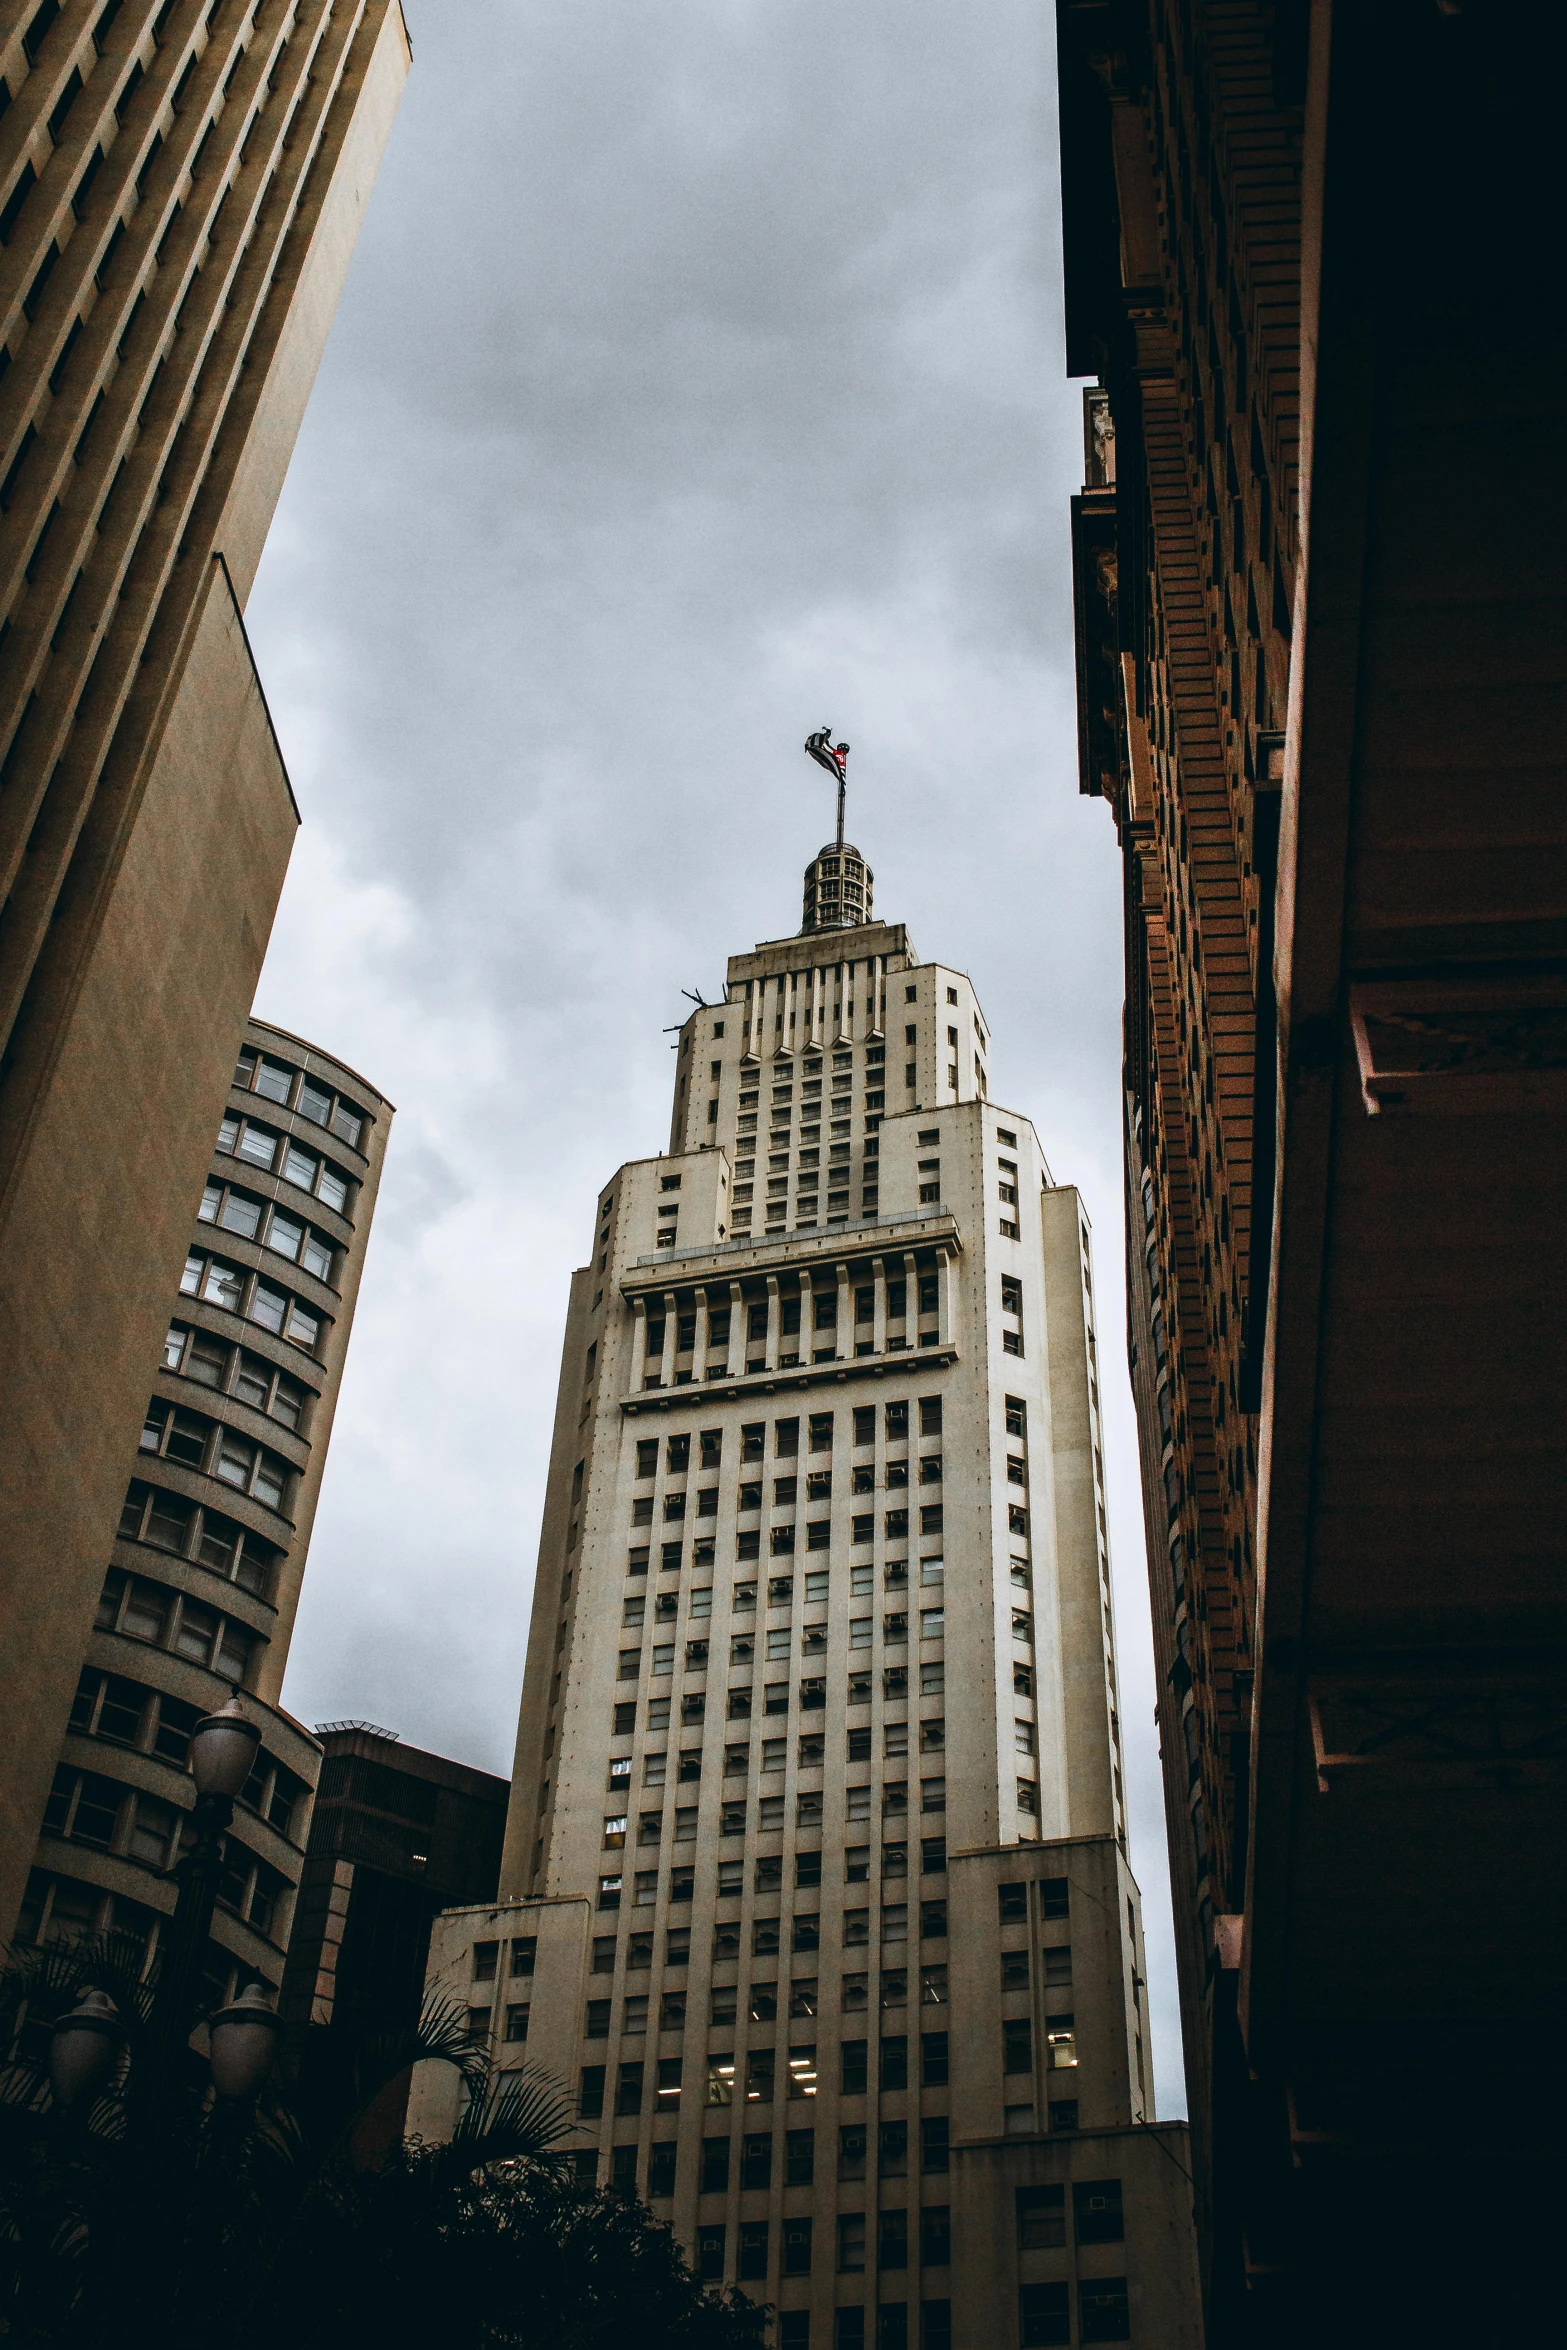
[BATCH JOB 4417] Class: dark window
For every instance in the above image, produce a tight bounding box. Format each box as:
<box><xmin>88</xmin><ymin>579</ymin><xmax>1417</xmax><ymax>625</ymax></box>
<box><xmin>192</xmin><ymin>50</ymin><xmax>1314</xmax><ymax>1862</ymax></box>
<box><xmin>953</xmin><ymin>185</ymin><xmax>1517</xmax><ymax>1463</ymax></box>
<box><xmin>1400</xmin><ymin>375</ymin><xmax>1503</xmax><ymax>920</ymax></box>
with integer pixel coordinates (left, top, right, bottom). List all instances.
<box><xmin>842</xmin><ymin>2039</ymin><xmax>868</xmax><ymax>2095</ymax></box>
<box><xmin>880</xmin><ymin>2035</ymin><xmax>908</xmax><ymax>2090</ymax></box>
<box><xmin>615</xmin><ymin>2061</ymin><xmax>644</xmax><ymax>2115</ymax></box>
<box><xmin>1003</xmin><ymin>2019</ymin><xmax>1033</xmax><ymax>2074</ymax></box>
<box><xmin>1039</xmin><ymin>1877</ymin><xmax>1070</xmax><ymax>1921</ymax></box>
<box><xmin>920</xmin><ymin>2116</ymin><xmax>949</xmax><ymax>2173</ymax></box>
<box><xmin>1017</xmin><ymin>2186</ymin><xmax>1065</xmax><ymax>2250</ymax></box>
<box><xmin>738</xmin><ymin>2220</ymin><xmax>769</xmax><ymax>2280</ymax></box>
<box><xmin>1079</xmin><ymin>2279</ymin><xmax>1130</xmax><ymax>2342</ymax></box>
<box><xmin>578</xmin><ymin>2066</ymin><xmax>605</xmax><ymax>2119</ymax></box>
<box><xmin>701</xmin><ymin>2138</ymin><xmax>730</xmax><ymax>2193</ymax></box>
<box><xmin>921</xmin><ymin>2303</ymin><xmax>952</xmax><ymax>2350</ymax></box>
<box><xmin>783</xmin><ymin>2216</ymin><xmax>813</xmax><ymax>2275</ymax></box>
<box><xmin>698</xmin><ymin>2222</ymin><xmax>726</xmax><ymax>2278</ymax></box>
<box><xmin>648</xmin><ymin>2141</ymin><xmax>677</xmax><ymax>2198</ymax></box>
<box><xmin>919</xmin><ymin>2207</ymin><xmax>950</xmax><ymax>2266</ymax></box>
<box><xmin>1074</xmin><ymin>2179</ymin><xmax>1124</xmax><ymax>2245</ymax></box>
<box><xmin>786</xmin><ymin>2126</ymin><xmax>815</xmax><ymax>2185</ymax></box>
<box><xmin>998</xmin><ymin>1881</ymin><xmax>1027</xmax><ymax>1923</ymax></box>
<box><xmin>878</xmin><ymin>2210</ymin><xmax>908</xmax><ymax>2269</ymax></box>
<box><xmin>920</xmin><ymin>2032</ymin><xmax>948</xmax><ymax>2087</ymax></box>
<box><xmin>1019</xmin><ymin>2283</ymin><xmax>1070</xmax><ymax>2347</ymax></box>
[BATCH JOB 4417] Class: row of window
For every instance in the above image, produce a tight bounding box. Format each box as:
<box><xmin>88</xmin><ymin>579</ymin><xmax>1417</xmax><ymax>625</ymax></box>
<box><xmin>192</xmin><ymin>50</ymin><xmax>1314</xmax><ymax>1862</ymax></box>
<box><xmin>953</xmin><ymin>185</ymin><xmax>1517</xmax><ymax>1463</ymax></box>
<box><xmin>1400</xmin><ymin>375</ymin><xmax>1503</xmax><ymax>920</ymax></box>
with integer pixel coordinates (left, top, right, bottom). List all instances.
<box><xmin>116</xmin><ymin>1476</ymin><xmax>280</xmax><ymax>1596</ymax></box>
<box><xmin>597</xmin><ymin>1864</ymin><xmax>949</xmax><ymax>1920</ymax></box>
<box><xmin>162</xmin><ymin>1321</ymin><xmax>311</xmax><ymax>1429</ymax></box>
<box><xmin>606</xmin><ymin>1668</ymin><xmax>956</xmax><ymax>1722</ymax></box>
<box><xmin>180</xmin><ymin>1248</ymin><xmax>326</xmax><ymax>1355</ymax></box>
<box><xmin>690</xmin><ymin>2117</ymin><xmax>949</xmax><ymax>2190</ymax></box>
<box><xmin>97</xmin><ymin>1563</ymin><xmax>257</xmax><ymax>1682</ymax></box>
<box><xmin>693</xmin><ymin>2207</ymin><xmax>952</xmax><ymax>2283</ymax></box>
<box><xmin>609</xmin><ymin>1726</ymin><xmax>949</xmax><ymax>1792</ymax></box>
<box><xmin>215</xmin><ymin>1112</ymin><xmax>353</xmax><ymax>1214</ymax></box>
<box><xmin>601</xmin><ymin>1662</ymin><xmax>961</xmax><ymax>1738</ymax></box>
<box><xmin>66</xmin><ymin>1670</ymin><xmax>308</xmax><ymax>1836</ymax></box>
<box><xmin>583</xmin><ymin>1968</ymin><xmax>953</xmax><ymax>2035</ymax></box>
<box><xmin>603</xmin><ymin>1782</ymin><xmax>949</xmax><ymax>1842</ymax></box>
<box><xmin>41</xmin><ymin>1769</ymin><xmax>287</xmax><ymax>1935</ymax></box>
<box><xmin>626</xmin><ymin>1513</ymin><xmax>951</xmax><ymax>1579</ymax></box>
<box><xmin>139</xmin><ymin>1397</ymin><xmax>293</xmax><ymax>1515</ymax></box>
<box><xmin>635</xmin><ymin>1471</ymin><xmax>944</xmax><ymax>1518</ymax></box>
<box><xmin>234</xmin><ymin>1047</ymin><xmax>368</xmax><ymax>1152</ymax></box>
<box><xmin>580</xmin><ymin>1909</ymin><xmax>951</xmax><ymax>1979</ymax></box>
<box><xmin>198</xmin><ymin>1176</ymin><xmax>337</xmax><ymax>1285</ymax></box>
<box><xmin>625</xmin><ymin>1565</ymin><xmax>947</xmax><ymax>1616</ymax></box>
<box><xmin>633</xmin><ymin>1403</ymin><xmax>943</xmax><ymax>1478</ymax></box>
<box><xmin>580</xmin><ymin>2033</ymin><xmax>950</xmax><ymax>2117</ymax></box>
<box><xmin>616</xmin><ymin>1610</ymin><xmax>950</xmax><ymax>1676</ymax></box>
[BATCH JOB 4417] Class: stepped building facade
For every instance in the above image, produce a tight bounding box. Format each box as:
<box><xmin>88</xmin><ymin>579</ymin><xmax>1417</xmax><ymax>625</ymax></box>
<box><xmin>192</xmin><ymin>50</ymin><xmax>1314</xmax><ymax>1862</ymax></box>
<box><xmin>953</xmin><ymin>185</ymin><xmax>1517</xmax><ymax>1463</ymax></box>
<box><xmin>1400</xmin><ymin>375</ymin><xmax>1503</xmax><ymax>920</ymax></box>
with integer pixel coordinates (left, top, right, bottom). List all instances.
<box><xmin>414</xmin><ymin>846</ymin><xmax>1200</xmax><ymax>2349</ymax></box>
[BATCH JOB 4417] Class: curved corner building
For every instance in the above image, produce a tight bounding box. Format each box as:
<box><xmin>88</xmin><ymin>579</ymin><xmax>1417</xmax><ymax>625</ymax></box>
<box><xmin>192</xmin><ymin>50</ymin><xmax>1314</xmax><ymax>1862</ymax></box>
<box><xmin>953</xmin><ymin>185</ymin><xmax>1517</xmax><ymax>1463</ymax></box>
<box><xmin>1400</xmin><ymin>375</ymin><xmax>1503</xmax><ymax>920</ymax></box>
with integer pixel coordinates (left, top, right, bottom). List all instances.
<box><xmin>414</xmin><ymin>848</ymin><xmax>1202</xmax><ymax>2349</ymax></box>
<box><xmin>17</xmin><ymin>1017</ymin><xmax>390</xmax><ymax>2008</ymax></box>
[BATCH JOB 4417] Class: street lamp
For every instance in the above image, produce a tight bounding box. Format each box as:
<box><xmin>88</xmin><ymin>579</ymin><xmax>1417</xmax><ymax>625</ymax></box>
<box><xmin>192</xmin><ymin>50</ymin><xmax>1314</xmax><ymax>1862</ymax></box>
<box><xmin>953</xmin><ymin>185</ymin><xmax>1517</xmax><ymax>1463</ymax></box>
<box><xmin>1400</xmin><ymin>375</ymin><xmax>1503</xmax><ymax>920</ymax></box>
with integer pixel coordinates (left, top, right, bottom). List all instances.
<box><xmin>208</xmin><ymin>1982</ymin><xmax>283</xmax><ymax>2101</ymax></box>
<box><xmin>143</xmin><ymin>1696</ymin><xmax>263</xmax><ymax>2105</ymax></box>
<box><xmin>49</xmin><ymin>1988</ymin><xmax>124</xmax><ymax>2113</ymax></box>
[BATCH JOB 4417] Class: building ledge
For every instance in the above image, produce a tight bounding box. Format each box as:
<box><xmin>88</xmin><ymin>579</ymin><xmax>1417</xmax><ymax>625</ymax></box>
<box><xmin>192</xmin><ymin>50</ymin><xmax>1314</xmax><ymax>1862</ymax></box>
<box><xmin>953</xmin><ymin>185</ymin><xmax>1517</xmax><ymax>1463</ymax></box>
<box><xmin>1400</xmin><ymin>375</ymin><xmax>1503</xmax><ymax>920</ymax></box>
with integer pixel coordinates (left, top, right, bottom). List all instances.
<box><xmin>627</xmin><ymin>1209</ymin><xmax>963</xmax><ymax>1284</ymax></box>
<box><xmin>621</xmin><ymin>1344</ymin><xmax>959</xmax><ymax>1413</ymax></box>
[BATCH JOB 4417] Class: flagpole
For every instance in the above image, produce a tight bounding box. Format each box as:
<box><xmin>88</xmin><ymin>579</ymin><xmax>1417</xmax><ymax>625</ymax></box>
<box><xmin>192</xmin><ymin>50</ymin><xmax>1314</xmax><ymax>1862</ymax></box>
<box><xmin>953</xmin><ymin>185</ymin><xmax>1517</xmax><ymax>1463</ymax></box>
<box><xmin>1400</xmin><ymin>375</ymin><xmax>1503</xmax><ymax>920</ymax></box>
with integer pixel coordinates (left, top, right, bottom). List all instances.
<box><xmin>836</xmin><ymin>770</ymin><xmax>845</xmax><ymax>852</ymax></box>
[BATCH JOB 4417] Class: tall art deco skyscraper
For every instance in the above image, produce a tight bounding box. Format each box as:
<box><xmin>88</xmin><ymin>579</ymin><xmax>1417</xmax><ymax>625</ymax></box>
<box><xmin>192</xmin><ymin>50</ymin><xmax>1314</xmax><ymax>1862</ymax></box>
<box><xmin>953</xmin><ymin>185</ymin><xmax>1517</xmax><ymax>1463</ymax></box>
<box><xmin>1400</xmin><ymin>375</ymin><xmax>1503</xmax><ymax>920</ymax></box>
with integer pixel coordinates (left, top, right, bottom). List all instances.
<box><xmin>416</xmin><ymin>825</ymin><xmax>1200</xmax><ymax>2350</ymax></box>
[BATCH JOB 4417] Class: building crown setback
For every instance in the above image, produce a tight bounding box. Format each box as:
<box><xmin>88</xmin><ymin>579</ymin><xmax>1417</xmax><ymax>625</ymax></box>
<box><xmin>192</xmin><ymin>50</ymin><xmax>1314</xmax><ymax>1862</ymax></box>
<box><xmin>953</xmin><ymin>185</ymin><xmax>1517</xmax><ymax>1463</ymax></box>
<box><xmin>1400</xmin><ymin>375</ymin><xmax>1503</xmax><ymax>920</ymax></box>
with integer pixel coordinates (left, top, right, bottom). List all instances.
<box><xmin>411</xmin><ymin>817</ymin><xmax>1203</xmax><ymax>2348</ymax></box>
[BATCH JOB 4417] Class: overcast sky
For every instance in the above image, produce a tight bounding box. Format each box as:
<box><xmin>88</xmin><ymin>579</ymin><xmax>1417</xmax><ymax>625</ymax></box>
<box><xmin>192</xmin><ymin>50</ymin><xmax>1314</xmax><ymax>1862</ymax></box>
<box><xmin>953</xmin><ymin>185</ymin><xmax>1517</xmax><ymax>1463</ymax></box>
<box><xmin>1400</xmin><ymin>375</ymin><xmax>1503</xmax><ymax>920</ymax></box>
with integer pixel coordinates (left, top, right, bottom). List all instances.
<box><xmin>244</xmin><ymin>0</ymin><xmax>1186</xmax><ymax>2117</ymax></box>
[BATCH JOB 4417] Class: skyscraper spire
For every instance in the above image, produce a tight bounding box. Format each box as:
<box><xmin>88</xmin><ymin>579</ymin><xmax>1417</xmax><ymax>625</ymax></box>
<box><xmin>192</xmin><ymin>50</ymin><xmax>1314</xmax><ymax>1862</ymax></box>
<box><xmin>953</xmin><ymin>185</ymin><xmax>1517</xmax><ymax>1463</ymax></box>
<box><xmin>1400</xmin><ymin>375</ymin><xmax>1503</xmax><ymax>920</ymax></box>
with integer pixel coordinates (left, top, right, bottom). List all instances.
<box><xmin>801</xmin><ymin>731</ymin><xmax>871</xmax><ymax>933</ymax></box>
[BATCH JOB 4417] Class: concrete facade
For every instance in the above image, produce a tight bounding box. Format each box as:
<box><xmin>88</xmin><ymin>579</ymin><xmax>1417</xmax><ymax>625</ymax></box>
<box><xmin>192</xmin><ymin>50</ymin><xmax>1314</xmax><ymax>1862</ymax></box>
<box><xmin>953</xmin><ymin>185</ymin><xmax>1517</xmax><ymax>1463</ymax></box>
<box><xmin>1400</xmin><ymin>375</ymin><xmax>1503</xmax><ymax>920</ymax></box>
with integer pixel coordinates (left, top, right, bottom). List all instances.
<box><xmin>413</xmin><ymin>861</ymin><xmax>1200</xmax><ymax>2348</ymax></box>
<box><xmin>14</xmin><ymin>1017</ymin><xmax>390</xmax><ymax>2003</ymax></box>
<box><xmin>0</xmin><ymin>0</ymin><xmax>409</xmax><ymax>1938</ymax></box>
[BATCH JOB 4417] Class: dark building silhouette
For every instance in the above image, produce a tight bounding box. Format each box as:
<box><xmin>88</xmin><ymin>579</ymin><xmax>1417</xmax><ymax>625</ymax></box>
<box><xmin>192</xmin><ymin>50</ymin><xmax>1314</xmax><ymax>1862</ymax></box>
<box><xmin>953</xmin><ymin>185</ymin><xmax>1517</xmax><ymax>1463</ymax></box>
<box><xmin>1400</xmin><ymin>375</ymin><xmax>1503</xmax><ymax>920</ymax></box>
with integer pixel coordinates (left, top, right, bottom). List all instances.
<box><xmin>1054</xmin><ymin>2</ymin><xmax>1567</xmax><ymax>2342</ymax></box>
<box><xmin>282</xmin><ymin>1724</ymin><xmax>508</xmax><ymax>2046</ymax></box>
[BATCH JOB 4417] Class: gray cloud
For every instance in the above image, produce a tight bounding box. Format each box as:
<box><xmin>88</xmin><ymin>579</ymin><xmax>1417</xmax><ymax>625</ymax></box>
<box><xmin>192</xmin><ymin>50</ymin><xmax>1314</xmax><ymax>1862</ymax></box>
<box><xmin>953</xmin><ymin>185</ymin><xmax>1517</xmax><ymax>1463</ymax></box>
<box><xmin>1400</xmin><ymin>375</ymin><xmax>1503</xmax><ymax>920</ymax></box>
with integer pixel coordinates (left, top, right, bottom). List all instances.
<box><xmin>245</xmin><ymin>0</ymin><xmax>1186</xmax><ymax>2116</ymax></box>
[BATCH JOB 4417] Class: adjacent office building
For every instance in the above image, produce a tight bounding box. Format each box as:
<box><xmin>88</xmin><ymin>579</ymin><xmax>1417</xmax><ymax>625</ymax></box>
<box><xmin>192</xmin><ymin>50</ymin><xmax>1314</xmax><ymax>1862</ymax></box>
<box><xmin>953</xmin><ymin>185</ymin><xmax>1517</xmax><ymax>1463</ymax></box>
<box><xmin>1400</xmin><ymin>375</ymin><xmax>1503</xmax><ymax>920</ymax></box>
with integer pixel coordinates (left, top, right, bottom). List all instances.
<box><xmin>282</xmin><ymin>1720</ymin><xmax>508</xmax><ymax>2048</ymax></box>
<box><xmin>1055</xmin><ymin>3</ymin><xmax>1567</xmax><ymax>2338</ymax></box>
<box><xmin>413</xmin><ymin>848</ymin><xmax>1200</xmax><ymax>2348</ymax></box>
<box><xmin>0</xmin><ymin>0</ymin><xmax>410</xmax><ymax>1939</ymax></box>
<box><xmin>16</xmin><ymin>1017</ymin><xmax>389</xmax><ymax>2006</ymax></box>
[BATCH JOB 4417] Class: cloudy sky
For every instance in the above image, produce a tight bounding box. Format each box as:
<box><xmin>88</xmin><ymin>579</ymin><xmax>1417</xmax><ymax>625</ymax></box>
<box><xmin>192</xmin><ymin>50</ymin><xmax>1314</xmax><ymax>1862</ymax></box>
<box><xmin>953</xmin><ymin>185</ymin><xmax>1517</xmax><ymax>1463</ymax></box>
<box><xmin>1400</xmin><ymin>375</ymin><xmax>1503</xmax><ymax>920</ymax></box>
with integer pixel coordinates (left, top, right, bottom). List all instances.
<box><xmin>245</xmin><ymin>0</ymin><xmax>1185</xmax><ymax>2116</ymax></box>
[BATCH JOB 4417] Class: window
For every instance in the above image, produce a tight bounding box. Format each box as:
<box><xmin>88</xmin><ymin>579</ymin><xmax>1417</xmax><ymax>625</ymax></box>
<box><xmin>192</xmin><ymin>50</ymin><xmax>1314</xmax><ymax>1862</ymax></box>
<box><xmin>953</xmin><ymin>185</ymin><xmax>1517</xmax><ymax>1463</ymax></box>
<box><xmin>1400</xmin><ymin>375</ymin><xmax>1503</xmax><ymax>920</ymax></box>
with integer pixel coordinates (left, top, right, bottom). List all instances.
<box><xmin>1040</xmin><ymin>1877</ymin><xmax>1070</xmax><ymax>1920</ymax></box>
<box><xmin>1017</xmin><ymin>2184</ymin><xmax>1066</xmax><ymax>2249</ymax></box>
<box><xmin>783</xmin><ymin>2217</ymin><xmax>813</xmax><ymax>2277</ymax></box>
<box><xmin>919</xmin><ymin>2207</ymin><xmax>950</xmax><ymax>2267</ymax></box>
<box><xmin>1079</xmin><ymin>2280</ymin><xmax>1130</xmax><ymax>2343</ymax></box>
<box><xmin>1074</xmin><ymin>2180</ymin><xmax>1124</xmax><ymax>2244</ymax></box>
<box><xmin>578</xmin><ymin>2066</ymin><xmax>605</xmax><ymax>2119</ymax></box>
<box><xmin>1019</xmin><ymin>2283</ymin><xmax>1070</xmax><ymax>2347</ymax></box>
<box><xmin>879</xmin><ymin>2036</ymin><xmax>908</xmax><ymax>2090</ymax></box>
<box><xmin>615</xmin><ymin>2062</ymin><xmax>644</xmax><ymax>2115</ymax></box>
<box><xmin>1003</xmin><ymin>2018</ymin><xmax>1033</xmax><ymax>2074</ymax></box>
<box><xmin>738</xmin><ymin>2221</ymin><xmax>769</xmax><ymax>2281</ymax></box>
<box><xmin>1046</xmin><ymin>2016</ymin><xmax>1076</xmax><ymax>2069</ymax></box>
<box><xmin>879</xmin><ymin>2210</ymin><xmax>908</xmax><ymax>2269</ymax></box>
<box><xmin>838</xmin><ymin>2213</ymin><xmax>867</xmax><ymax>2274</ymax></box>
<box><xmin>921</xmin><ymin>2116</ymin><xmax>949</xmax><ymax>2175</ymax></box>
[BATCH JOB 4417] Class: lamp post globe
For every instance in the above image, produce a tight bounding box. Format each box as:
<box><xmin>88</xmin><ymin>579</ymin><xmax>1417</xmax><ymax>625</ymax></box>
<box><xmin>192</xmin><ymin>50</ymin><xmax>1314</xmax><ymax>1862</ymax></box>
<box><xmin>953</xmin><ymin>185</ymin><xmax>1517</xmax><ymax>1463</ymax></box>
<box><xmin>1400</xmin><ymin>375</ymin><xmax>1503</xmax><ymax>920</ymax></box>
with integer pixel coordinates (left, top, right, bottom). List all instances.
<box><xmin>50</xmin><ymin>1988</ymin><xmax>124</xmax><ymax>2111</ymax></box>
<box><xmin>189</xmin><ymin>1697</ymin><xmax>262</xmax><ymax>1801</ymax></box>
<box><xmin>207</xmin><ymin>1982</ymin><xmax>283</xmax><ymax>2101</ymax></box>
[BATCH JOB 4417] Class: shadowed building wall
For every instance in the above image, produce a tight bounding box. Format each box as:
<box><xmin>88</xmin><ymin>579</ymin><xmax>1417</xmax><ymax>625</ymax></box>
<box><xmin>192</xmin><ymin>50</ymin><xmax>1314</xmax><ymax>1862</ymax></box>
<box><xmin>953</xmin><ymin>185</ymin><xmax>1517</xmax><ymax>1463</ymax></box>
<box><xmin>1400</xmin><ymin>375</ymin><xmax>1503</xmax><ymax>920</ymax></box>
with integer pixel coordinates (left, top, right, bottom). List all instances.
<box><xmin>0</xmin><ymin>0</ymin><xmax>410</xmax><ymax>1938</ymax></box>
<box><xmin>1055</xmin><ymin>3</ymin><xmax>1567</xmax><ymax>2338</ymax></box>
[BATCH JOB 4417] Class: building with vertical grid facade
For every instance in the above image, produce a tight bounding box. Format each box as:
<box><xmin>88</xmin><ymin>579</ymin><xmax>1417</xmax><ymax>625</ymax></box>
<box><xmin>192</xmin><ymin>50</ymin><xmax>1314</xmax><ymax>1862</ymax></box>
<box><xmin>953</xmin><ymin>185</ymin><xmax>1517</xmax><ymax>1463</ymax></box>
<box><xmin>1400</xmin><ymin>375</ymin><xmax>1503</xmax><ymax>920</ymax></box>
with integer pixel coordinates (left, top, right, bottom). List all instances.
<box><xmin>411</xmin><ymin>846</ymin><xmax>1201</xmax><ymax>2350</ymax></box>
<box><xmin>0</xmin><ymin>0</ymin><xmax>409</xmax><ymax>1940</ymax></box>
